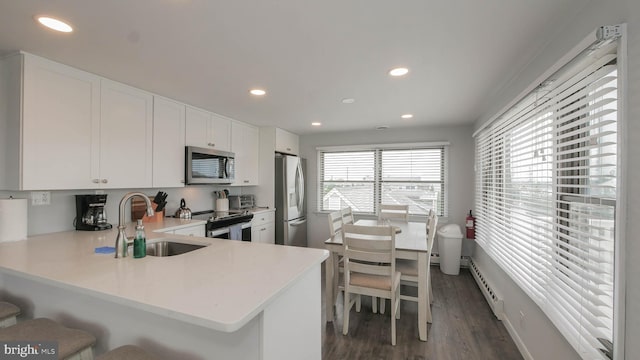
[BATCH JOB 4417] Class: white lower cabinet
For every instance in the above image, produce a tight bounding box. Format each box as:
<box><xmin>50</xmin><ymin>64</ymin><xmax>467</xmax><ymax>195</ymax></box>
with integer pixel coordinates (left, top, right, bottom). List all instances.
<box><xmin>251</xmin><ymin>210</ymin><xmax>275</xmax><ymax>244</ymax></box>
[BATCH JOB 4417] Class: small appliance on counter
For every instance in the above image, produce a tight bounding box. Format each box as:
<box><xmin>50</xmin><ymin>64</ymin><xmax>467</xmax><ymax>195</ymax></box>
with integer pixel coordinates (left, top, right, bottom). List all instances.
<box><xmin>75</xmin><ymin>194</ymin><xmax>112</xmax><ymax>231</ymax></box>
<box><xmin>228</xmin><ymin>194</ymin><xmax>255</xmax><ymax>210</ymax></box>
<box><xmin>175</xmin><ymin>198</ymin><xmax>192</xmax><ymax>219</ymax></box>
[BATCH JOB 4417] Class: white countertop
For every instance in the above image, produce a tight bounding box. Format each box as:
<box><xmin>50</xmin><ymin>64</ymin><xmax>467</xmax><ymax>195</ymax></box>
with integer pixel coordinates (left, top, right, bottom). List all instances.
<box><xmin>0</xmin><ymin>218</ymin><xmax>328</xmax><ymax>333</ymax></box>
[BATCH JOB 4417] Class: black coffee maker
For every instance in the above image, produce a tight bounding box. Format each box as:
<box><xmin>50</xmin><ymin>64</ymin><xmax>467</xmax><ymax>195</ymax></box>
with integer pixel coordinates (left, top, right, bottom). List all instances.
<box><xmin>75</xmin><ymin>194</ymin><xmax>112</xmax><ymax>231</ymax></box>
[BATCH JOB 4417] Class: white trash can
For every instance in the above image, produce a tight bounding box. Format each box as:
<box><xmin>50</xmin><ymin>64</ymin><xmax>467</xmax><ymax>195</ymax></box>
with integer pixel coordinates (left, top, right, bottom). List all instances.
<box><xmin>437</xmin><ymin>224</ymin><xmax>464</xmax><ymax>275</ymax></box>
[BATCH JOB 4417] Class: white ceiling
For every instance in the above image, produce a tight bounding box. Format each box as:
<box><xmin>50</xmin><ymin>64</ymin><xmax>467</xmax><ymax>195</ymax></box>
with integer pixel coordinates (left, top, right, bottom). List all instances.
<box><xmin>0</xmin><ymin>0</ymin><xmax>589</xmax><ymax>135</ymax></box>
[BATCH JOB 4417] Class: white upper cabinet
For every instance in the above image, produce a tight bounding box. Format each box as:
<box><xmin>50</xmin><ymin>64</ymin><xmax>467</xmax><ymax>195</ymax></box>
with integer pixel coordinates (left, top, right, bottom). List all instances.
<box><xmin>0</xmin><ymin>53</ymin><xmax>154</xmax><ymax>190</ymax></box>
<box><xmin>99</xmin><ymin>79</ymin><xmax>153</xmax><ymax>188</ymax></box>
<box><xmin>275</xmin><ymin>128</ymin><xmax>299</xmax><ymax>155</ymax></box>
<box><xmin>185</xmin><ymin>106</ymin><xmax>231</xmax><ymax>151</ymax></box>
<box><xmin>152</xmin><ymin>96</ymin><xmax>186</xmax><ymax>188</ymax></box>
<box><xmin>0</xmin><ymin>51</ymin><xmax>260</xmax><ymax>191</ymax></box>
<box><xmin>0</xmin><ymin>53</ymin><xmax>101</xmax><ymax>190</ymax></box>
<box><xmin>231</xmin><ymin>121</ymin><xmax>259</xmax><ymax>186</ymax></box>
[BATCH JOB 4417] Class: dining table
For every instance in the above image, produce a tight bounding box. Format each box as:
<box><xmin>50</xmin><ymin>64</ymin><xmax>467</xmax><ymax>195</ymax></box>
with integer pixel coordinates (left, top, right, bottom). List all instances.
<box><xmin>324</xmin><ymin>218</ymin><xmax>430</xmax><ymax>341</ymax></box>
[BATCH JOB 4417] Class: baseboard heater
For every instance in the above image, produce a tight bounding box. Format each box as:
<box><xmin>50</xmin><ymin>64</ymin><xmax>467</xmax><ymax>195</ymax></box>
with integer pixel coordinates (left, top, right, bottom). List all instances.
<box><xmin>469</xmin><ymin>257</ymin><xmax>504</xmax><ymax>320</ymax></box>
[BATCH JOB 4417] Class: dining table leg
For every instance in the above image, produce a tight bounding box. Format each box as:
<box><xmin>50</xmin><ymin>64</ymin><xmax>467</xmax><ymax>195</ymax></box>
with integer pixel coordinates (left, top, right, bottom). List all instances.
<box><xmin>418</xmin><ymin>252</ymin><xmax>428</xmax><ymax>341</ymax></box>
<box><xmin>325</xmin><ymin>250</ymin><xmax>336</xmax><ymax>321</ymax></box>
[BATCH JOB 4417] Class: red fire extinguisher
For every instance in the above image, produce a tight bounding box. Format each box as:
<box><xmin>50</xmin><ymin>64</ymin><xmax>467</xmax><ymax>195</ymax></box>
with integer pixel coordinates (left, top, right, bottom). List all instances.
<box><xmin>466</xmin><ymin>210</ymin><xmax>476</xmax><ymax>239</ymax></box>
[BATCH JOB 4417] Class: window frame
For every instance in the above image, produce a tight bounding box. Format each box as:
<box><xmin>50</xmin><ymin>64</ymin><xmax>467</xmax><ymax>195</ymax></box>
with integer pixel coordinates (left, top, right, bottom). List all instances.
<box><xmin>317</xmin><ymin>142</ymin><xmax>449</xmax><ymax>217</ymax></box>
<box><xmin>473</xmin><ymin>26</ymin><xmax>625</xmax><ymax>360</ymax></box>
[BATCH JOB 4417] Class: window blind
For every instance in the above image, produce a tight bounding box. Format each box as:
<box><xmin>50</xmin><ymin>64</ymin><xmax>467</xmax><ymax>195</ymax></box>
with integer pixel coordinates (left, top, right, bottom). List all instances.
<box><xmin>475</xmin><ymin>38</ymin><xmax>618</xmax><ymax>360</ymax></box>
<box><xmin>319</xmin><ymin>144</ymin><xmax>446</xmax><ymax>216</ymax></box>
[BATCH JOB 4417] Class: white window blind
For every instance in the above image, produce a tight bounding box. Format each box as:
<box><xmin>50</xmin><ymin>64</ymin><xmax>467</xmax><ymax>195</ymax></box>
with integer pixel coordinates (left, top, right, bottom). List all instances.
<box><xmin>319</xmin><ymin>144</ymin><xmax>446</xmax><ymax>216</ymax></box>
<box><xmin>475</xmin><ymin>37</ymin><xmax>619</xmax><ymax>360</ymax></box>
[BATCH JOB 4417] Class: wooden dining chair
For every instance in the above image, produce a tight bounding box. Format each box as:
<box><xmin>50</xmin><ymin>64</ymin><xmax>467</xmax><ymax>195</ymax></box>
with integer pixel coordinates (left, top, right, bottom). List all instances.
<box><xmin>378</xmin><ymin>204</ymin><xmax>409</xmax><ymax>221</ymax></box>
<box><xmin>342</xmin><ymin>224</ymin><xmax>401</xmax><ymax>345</ymax></box>
<box><xmin>328</xmin><ymin>209</ymin><xmax>381</xmax><ymax>313</ymax></box>
<box><xmin>396</xmin><ymin>211</ymin><xmax>438</xmax><ymax>324</ymax></box>
<box><xmin>341</xmin><ymin>206</ymin><xmax>354</xmax><ymax>225</ymax></box>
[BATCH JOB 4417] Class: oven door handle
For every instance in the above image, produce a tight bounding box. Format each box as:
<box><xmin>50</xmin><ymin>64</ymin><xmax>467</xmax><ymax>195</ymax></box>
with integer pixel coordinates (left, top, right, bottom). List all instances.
<box><xmin>209</xmin><ymin>227</ymin><xmax>230</xmax><ymax>237</ymax></box>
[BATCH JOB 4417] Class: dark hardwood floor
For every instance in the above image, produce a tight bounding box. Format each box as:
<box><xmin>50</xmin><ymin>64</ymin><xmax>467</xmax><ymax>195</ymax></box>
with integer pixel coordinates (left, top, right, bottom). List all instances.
<box><xmin>321</xmin><ymin>266</ymin><xmax>523</xmax><ymax>360</ymax></box>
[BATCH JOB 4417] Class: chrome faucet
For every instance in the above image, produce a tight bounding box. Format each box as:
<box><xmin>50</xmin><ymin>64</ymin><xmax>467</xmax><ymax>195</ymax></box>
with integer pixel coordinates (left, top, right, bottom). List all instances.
<box><xmin>114</xmin><ymin>192</ymin><xmax>154</xmax><ymax>258</ymax></box>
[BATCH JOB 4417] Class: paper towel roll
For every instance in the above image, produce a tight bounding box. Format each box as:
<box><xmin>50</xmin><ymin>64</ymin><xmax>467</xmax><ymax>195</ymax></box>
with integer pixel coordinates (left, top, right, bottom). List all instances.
<box><xmin>0</xmin><ymin>198</ymin><xmax>28</xmax><ymax>242</ymax></box>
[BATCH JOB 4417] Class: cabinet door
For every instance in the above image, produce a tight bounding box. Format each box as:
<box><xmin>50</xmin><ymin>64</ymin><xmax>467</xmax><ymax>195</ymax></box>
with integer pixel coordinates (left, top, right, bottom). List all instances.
<box><xmin>275</xmin><ymin>128</ymin><xmax>299</xmax><ymax>155</ymax></box>
<box><xmin>185</xmin><ymin>106</ymin><xmax>211</xmax><ymax>148</ymax></box>
<box><xmin>153</xmin><ymin>97</ymin><xmax>185</xmax><ymax>188</ymax></box>
<box><xmin>210</xmin><ymin>114</ymin><xmax>231</xmax><ymax>151</ymax></box>
<box><xmin>253</xmin><ymin>222</ymin><xmax>275</xmax><ymax>244</ymax></box>
<box><xmin>21</xmin><ymin>54</ymin><xmax>101</xmax><ymax>190</ymax></box>
<box><xmin>99</xmin><ymin>79</ymin><xmax>153</xmax><ymax>188</ymax></box>
<box><xmin>231</xmin><ymin>122</ymin><xmax>259</xmax><ymax>185</ymax></box>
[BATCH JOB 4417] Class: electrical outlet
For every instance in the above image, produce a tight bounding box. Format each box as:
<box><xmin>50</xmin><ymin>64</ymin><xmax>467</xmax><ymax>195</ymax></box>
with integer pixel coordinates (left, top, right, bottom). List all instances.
<box><xmin>31</xmin><ymin>191</ymin><xmax>51</xmax><ymax>206</ymax></box>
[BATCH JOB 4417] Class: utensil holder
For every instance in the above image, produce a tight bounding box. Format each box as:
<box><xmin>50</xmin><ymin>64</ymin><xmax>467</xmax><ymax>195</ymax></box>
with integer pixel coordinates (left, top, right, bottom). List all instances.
<box><xmin>216</xmin><ymin>198</ymin><xmax>229</xmax><ymax>212</ymax></box>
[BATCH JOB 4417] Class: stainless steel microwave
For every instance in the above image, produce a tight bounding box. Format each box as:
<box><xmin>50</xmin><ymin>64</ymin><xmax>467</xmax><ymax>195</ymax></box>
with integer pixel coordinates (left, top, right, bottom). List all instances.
<box><xmin>185</xmin><ymin>146</ymin><xmax>235</xmax><ymax>184</ymax></box>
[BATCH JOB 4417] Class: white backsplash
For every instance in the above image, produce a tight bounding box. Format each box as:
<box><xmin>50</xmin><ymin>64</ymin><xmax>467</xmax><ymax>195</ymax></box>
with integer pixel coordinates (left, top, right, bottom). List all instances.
<box><xmin>0</xmin><ymin>186</ymin><xmax>256</xmax><ymax>236</ymax></box>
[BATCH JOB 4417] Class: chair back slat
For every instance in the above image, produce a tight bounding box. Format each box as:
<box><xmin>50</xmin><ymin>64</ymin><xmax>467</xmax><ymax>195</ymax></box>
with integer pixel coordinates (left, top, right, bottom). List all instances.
<box><xmin>328</xmin><ymin>210</ymin><xmax>344</xmax><ymax>239</ymax></box>
<box><xmin>342</xmin><ymin>207</ymin><xmax>354</xmax><ymax>225</ymax></box>
<box><xmin>378</xmin><ymin>204</ymin><xmax>409</xmax><ymax>221</ymax></box>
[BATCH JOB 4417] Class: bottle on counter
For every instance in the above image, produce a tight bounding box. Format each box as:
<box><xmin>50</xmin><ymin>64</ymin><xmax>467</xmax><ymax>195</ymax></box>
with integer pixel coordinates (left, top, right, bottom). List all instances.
<box><xmin>133</xmin><ymin>219</ymin><xmax>146</xmax><ymax>258</ymax></box>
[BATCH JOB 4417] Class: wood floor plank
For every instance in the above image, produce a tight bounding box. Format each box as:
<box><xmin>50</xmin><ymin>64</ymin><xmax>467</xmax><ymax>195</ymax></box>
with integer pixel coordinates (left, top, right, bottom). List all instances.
<box><xmin>322</xmin><ymin>266</ymin><xmax>523</xmax><ymax>360</ymax></box>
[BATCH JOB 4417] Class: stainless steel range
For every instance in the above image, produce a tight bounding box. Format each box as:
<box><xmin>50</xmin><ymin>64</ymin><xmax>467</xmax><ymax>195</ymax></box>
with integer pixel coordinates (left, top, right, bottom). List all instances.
<box><xmin>189</xmin><ymin>210</ymin><xmax>254</xmax><ymax>241</ymax></box>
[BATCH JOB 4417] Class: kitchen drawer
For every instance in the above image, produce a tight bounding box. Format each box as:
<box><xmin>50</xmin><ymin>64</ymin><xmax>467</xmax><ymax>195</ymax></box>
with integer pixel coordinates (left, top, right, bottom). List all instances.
<box><xmin>252</xmin><ymin>210</ymin><xmax>275</xmax><ymax>227</ymax></box>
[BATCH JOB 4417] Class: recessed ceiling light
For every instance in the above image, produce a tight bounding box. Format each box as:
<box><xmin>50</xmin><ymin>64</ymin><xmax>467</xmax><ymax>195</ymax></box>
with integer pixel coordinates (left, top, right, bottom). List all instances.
<box><xmin>401</xmin><ymin>114</ymin><xmax>414</xmax><ymax>119</ymax></box>
<box><xmin>35</xmin><ymin>16</ymin><xmax>73</xmax><ymax>33</ymax></box>
<box><xmin>249</xmin><ymin>89</ymin><xmax>266</xmax><ymax>96</ymax></box>
<box><xmin>311</xmin><ymin>122</ymin><xmax>322</xmax><ymax>126</ymax></box>
<box><xmin>341</xmin><ymin>98</ymin><xmax>355</xmax><ymax>104</ymax></box>
<box><xmin>389</xmin><ymin>67</ymin><xmax>409</xmax><ymax>77</ymax></box>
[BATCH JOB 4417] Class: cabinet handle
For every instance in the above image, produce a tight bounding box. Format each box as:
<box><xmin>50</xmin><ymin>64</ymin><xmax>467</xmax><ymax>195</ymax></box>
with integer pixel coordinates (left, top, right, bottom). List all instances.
<box><xmin>180</xmin><ymin>180</ymin><xmax>185</xmax><ymax>184</ymax></box>
<box><xmin>92</xmin><ymin>179</ymin><xmax>100</xmax><ymax>183</ymax></box>
<box><xmin>101</xmin><ymin>179</ymin><xmax>108</xmax><ymax>184</ymax></box>
<box><xmin>208</xmin><ymin>142</ymin><xmax>215</xmax><ymax>147</ymax></box>
<box><xmin>244</xmin><ymin>180</ymin><xmax>249</xmax><ymax>183</ymax></box>
<box><xmin>286</xmin><ymin>147</ymin><xmax>291</xmax><ymax>151</ymax></box>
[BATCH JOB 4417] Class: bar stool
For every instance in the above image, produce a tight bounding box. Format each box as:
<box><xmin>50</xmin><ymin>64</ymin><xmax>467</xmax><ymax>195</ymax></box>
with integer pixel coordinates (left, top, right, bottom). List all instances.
<box><xmin>97</xmin><ymin>345</ymin><xmax>159</xmax><ymax>360</ymax></box>
<box><xmin>0</xmin><ymin>318</ymin><xmax>96</xmax><ymax>360</ymax></box>
<box><xmin>0</xmin><ymin>301</ymin><xmax>21</xmax><ymax>328</ymax></box>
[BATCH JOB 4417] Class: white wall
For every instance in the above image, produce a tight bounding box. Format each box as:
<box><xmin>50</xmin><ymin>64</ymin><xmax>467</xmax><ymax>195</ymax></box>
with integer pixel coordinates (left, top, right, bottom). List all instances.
<box><xmin>473</xmin><ymin>0</ymin><xmax>640</xmax><ymax>359</ymax></box>
<box><xmin>299</xmin><ymin>124</ymin><xmax>475</xmax><ymax>250</ymax></box>
<box><xmin>0</xmin><ymin>185</ymin><xmax>259</xmax><ymax>236</ymax></box>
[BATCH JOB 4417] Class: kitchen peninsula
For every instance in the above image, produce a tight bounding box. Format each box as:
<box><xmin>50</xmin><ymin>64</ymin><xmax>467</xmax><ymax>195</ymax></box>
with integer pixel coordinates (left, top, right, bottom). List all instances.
<box><xmin>0</xmin><ymin>218</ymin><xmax>328</xmax><ymax>359</ymax></box>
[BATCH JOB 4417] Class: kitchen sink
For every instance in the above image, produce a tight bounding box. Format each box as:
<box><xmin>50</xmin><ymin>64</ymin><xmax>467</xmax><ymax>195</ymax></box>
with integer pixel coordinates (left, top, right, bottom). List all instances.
<box><xmin>145</xmin><ymin>239</ymin><xmax>209</xmax><ymax>257</ymax></box>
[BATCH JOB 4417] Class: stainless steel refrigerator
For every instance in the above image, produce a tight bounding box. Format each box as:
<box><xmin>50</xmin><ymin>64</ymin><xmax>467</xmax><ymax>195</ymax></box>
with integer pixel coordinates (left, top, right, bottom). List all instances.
<box><xmin>275</xmin><ymin>154</ymin><xmax>307</xmax><ymax>247</ymax></box>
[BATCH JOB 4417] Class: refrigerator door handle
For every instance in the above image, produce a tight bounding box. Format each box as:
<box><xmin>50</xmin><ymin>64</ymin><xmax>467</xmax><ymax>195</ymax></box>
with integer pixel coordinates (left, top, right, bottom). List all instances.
<box><xmin>289</xmin><ymin>218</ymin><xmax>307</xmax><ymax>226</ymax></box>
<box><xmin>296</xmin><ymin>161</ymin><xmax>305</xmax><ymax>212</ymax></box>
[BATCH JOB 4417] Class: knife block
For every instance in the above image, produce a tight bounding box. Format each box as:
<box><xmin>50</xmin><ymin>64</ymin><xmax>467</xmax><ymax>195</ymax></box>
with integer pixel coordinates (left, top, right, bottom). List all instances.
<box><xmin>131</xmin><ymin>198</ymin><xmax>164</xmax><ymax>222</ymax></box>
